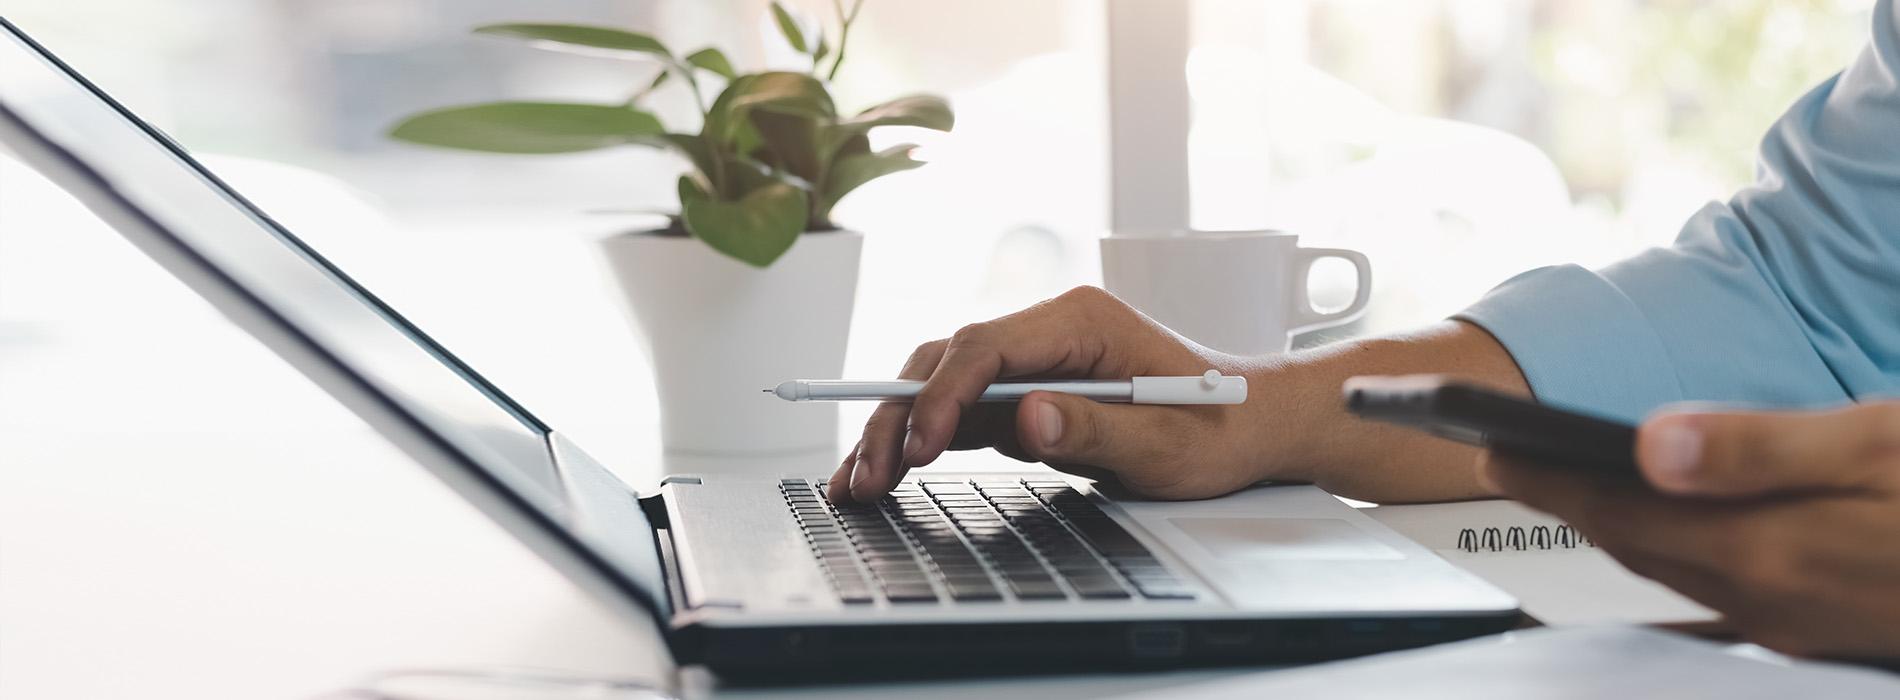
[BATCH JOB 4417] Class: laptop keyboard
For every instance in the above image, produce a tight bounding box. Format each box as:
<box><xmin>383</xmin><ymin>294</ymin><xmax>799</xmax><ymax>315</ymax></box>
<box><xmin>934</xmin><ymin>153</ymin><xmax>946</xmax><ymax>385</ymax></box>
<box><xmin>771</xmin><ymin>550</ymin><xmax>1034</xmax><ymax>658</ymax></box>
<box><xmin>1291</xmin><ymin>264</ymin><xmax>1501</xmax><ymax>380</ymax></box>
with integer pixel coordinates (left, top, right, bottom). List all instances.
<box><xmin>778</xmin><ymin>477</ymin><xmax>1196</xmax><ymax>605</ymax></box>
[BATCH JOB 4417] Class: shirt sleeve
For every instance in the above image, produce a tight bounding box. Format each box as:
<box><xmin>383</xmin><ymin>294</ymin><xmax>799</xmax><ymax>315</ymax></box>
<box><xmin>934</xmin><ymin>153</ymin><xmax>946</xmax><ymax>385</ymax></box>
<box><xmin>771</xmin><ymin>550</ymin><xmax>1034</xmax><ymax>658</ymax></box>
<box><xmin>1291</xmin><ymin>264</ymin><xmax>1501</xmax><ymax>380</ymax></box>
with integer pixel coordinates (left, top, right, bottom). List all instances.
<box><xmin>1455</xmin><ymin>0</ymin><xmax>1900</xmax><ymax>424</ymax></box>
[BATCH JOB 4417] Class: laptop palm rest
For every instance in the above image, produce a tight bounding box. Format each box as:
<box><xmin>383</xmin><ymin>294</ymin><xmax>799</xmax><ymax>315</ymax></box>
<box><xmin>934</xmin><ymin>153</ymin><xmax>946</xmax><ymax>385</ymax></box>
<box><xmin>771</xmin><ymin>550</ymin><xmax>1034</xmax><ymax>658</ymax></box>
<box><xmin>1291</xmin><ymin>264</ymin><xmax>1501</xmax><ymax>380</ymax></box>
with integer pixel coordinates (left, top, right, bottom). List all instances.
<box><xmin>1116</xmin><ymin>484</ymin><xmax>1515</xmax><ymax>612</ymax></box>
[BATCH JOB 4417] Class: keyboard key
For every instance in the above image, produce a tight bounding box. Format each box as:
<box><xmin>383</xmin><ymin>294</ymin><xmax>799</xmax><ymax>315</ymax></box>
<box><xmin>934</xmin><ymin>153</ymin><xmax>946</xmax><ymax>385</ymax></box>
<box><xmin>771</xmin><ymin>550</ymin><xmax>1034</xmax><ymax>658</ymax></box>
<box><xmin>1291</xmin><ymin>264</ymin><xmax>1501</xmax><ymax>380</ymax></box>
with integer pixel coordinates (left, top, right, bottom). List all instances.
<box><xmin>1008</xmin><ymin>579</ymin><xmax>1066</xmax><ymax>600</ymax></box>
<box><xmin>882</xmin><ymin>585</ymin><xmax>939</xmax><ymax>602</ymax></box>
<box><xmin>948</xmin><ymin>583</ymin><xmax>1003</xmax><ymax>601</ymax></box>
<box><xmin>789</xmin><ymin>477</ymin><xmax>1179</xmax><ymax>607</ymax></box>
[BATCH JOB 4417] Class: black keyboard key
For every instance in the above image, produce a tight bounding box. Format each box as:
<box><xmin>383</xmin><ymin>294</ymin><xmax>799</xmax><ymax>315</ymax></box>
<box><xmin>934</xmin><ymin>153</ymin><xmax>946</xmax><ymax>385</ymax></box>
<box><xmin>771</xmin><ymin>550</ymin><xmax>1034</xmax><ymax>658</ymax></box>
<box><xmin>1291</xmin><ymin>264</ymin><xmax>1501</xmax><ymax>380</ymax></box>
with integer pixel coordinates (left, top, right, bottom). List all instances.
<box><xmin>1008</xmin><ymin>579</ymin><xmax>1066</xmax><ymax>599</ymax></box>
<box><xmin>948</xmin><ymin>582</ymin><xmax>1003</xmax><ymax>601</ymax></box>
<box><xmin>1072</xmin><ymin>582</ymin><xmax>1132</xmax><ymax>600</ymax></box>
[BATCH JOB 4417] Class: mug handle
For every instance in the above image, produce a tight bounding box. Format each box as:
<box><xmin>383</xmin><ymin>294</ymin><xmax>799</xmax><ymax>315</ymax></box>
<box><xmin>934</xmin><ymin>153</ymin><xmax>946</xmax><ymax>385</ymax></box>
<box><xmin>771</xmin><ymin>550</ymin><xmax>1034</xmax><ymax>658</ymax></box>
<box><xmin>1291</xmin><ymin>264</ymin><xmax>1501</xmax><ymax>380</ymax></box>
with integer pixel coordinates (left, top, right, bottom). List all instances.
<box><xmin>1288</xmin><ymin>247</ymin><xmax>1372</xmax><ymax>335</ymax></box>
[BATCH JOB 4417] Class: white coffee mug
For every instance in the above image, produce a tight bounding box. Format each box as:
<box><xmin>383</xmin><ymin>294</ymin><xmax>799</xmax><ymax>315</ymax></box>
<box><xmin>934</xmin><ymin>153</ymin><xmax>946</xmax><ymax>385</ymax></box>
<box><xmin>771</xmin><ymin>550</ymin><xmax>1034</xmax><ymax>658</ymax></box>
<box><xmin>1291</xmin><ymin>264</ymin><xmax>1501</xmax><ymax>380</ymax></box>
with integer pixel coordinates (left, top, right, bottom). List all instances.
<box><xmin>1100</xmin><ymin>230</ymin><xmax>1371</xmax><ymax>355</ymax></box>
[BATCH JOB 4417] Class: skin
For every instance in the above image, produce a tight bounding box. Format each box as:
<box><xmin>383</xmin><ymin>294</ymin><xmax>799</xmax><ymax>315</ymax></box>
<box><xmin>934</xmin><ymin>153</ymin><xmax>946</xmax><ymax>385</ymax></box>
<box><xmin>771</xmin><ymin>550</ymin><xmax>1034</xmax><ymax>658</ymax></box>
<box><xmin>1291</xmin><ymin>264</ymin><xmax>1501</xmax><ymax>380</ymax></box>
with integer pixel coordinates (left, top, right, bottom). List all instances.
<box><xmin>824</xmin><ymin>285</ymin><xmax>1531</xmax><ymax>505</ymax></box>
<box><xmin>827</xmin><ymin>285</ymin><xmax>1900</xmax><ymax>656</ymax></box>
<box><xmin>1482</xmin><ymin>402</ymin><xmax>1900</xmax><ymax>659</ymax></box>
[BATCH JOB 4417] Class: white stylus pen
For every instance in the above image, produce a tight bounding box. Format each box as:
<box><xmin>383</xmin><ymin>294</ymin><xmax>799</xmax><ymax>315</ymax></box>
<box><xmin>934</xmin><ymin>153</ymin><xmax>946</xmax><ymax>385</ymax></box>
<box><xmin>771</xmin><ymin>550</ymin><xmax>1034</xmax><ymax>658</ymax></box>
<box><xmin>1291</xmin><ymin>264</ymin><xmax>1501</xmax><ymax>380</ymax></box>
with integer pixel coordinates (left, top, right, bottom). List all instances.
<box><xmin>767</xmin><ymin>370</ymin><xmax>1247</xmax><ymax>405</ymax></box>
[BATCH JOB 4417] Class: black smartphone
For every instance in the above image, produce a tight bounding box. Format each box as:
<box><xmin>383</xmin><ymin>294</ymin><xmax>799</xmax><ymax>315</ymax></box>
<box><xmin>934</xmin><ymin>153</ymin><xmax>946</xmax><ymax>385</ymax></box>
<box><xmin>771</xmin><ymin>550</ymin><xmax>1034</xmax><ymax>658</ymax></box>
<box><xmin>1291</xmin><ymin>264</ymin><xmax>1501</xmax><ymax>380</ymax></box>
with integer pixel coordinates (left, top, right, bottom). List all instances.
<box><xmin>1342</xmin><ymin>375</ymin><xmax>1639</xmax><ymax>478</ymax></box>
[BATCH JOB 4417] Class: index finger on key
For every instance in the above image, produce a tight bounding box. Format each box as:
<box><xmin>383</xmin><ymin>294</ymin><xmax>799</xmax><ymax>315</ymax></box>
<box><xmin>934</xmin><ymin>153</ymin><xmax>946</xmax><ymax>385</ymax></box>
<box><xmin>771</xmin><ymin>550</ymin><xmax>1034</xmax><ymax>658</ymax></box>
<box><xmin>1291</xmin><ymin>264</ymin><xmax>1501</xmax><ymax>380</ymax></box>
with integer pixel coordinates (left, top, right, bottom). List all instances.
<box><xmin>838</xmin><ymin>339</ymin><xmax>950</xmax><ymax>503</ymax></box>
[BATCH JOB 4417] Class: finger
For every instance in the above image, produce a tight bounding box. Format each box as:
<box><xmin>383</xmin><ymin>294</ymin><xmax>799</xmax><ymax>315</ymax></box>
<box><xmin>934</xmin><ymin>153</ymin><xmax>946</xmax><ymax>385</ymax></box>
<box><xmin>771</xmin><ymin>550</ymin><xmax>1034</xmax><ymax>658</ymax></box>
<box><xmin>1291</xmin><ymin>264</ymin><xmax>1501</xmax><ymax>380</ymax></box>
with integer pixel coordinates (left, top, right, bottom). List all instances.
<box><xmin>826</xmin><ymin>440</ymin><xmax>863</xmax><ymax>503</ymax></box>
<box><xmin>848</xmin><ymin>401</ymin><xmax>912</xmax><ymax>503</ymax></box>
<box><xmin>1015</xmin><ymin>390</ymin><xmax>1204</xmax><ymax>496</ymax></box>
<box><xmin>1480</xmin><ymin>451</ymin><xmax>1644</xmax><ymax>526</ymax></box>
<box><xmin>904</xmin><ymin>289</ymin><xmax>1137</xmax><ymax>470</ymax></box>
<box><xmin>946</xmin><ymin>404</ymin><xmax>1019</xmax><ymax>452</ymax></box>
<box><xmin>1482</xmin><ymin>451</ymin><xmax>1767</xmax><ymax>579</ymax></box>
<box><xmin>842</xmin><ymin>340</ymin><xmax>948</xmax><ymax>503</ymax></box>
<box><xmin>1639</xmin><ymin>402</ymin><xmax>1900</xmax><ymax>497</ymax></box>
<box><xmin>1597</xmin><ymin>546</ymin><xmax>1744</xmax><ymax>620</ymax></box>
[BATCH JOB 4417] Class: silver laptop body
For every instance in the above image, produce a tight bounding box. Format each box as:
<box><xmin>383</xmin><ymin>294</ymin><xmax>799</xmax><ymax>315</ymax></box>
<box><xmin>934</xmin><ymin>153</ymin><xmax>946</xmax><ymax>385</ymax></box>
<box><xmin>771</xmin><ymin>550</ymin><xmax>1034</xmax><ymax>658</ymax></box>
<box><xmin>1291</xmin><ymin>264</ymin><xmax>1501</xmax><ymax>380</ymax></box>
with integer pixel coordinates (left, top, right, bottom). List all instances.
<box><xmin>0</xmin><ymin>18</ymin><xmax>1517</xmax><ymax>683</ymax></box>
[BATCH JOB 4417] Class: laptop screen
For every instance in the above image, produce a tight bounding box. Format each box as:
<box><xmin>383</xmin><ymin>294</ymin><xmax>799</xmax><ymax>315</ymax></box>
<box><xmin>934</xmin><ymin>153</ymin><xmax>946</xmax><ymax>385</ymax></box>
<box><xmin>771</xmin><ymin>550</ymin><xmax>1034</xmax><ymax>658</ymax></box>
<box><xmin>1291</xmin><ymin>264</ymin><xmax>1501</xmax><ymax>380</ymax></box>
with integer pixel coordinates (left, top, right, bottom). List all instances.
<box><xmin>0</xmin><ymin>28</ymin><xmax>568</xmax><ymax>511</ymax></box>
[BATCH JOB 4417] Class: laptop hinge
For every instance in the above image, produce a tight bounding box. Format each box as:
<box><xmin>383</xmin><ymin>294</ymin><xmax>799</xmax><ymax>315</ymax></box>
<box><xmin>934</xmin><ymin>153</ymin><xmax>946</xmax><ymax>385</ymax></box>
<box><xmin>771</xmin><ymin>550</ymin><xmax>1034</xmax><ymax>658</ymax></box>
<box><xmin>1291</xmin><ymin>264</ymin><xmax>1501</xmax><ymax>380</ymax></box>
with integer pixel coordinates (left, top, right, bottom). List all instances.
<box><xmin>638</xmin><ymin>493</ymin><xmax>670</xmax><ymax>529</ymax></box>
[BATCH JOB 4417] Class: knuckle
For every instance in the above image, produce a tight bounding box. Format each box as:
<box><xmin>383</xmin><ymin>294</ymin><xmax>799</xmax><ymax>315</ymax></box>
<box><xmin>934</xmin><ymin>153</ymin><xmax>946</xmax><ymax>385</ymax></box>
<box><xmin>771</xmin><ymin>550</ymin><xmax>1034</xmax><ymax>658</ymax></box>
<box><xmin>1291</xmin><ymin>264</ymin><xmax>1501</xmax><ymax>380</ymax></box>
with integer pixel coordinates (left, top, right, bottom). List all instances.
<box><xmin>1059</xmin><ymin>284</ymin><xmax>1114</xmax><ymax>305</ymax></box>
<box><xmin>904</xmin><ymin>338</ymin><xmax>948</xmax><ymax>366</ymax></box>
<box><xmin>948</xmin><ymin>322</ymin><xmax>995</xmax><ymax>348</ymax></box>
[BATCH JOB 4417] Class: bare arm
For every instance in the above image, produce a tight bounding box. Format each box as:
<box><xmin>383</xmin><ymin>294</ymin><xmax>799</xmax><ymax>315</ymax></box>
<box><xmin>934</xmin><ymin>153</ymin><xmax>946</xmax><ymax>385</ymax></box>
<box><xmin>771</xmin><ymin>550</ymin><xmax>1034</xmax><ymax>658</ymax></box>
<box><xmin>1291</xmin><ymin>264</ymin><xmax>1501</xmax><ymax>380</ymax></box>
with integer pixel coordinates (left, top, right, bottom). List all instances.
<box><xmin>1241</xmin><ymin>320</ymin><xmax>1530</xmax><ymax>503</ymax></box>
<box><xmin>828</xmin><ymin>286</ymin><xmax>1529</xmax><ymax>505</ymax></box>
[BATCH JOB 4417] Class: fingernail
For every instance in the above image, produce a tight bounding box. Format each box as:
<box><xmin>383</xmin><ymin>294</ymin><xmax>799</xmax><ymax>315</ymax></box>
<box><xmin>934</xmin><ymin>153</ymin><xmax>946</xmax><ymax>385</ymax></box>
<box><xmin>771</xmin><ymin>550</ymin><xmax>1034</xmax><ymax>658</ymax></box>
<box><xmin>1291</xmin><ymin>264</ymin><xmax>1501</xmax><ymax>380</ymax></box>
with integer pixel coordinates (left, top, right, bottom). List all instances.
<box><xmin>902</xmin><ymin>429</ymin><xmax>924</xmax><ymax>466</ymax></box>
<box><xmin>1037</xmin><ymin>402</ymin><xmax>1063</xmax><ymax>452</ymax></box>
<box><xmin>1649</xmin><ymin>419</ymin><xmax>1704</xmax><ymax>488</ymax></box>
<box><xmin>849</xmin><ymin>455</ymin><xmax>869</xmax><ymax>491</ymax></box>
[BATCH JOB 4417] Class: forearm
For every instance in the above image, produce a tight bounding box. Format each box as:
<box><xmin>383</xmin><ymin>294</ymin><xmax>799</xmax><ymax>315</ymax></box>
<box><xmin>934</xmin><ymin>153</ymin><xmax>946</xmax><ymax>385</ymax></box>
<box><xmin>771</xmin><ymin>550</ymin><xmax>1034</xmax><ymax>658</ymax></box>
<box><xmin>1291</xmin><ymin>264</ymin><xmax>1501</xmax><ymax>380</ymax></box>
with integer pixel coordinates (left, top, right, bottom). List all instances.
<box><xmin>1239</xmin><ymin>320</ymin><xmax>1530</xmax><ymax>503</ymax></box>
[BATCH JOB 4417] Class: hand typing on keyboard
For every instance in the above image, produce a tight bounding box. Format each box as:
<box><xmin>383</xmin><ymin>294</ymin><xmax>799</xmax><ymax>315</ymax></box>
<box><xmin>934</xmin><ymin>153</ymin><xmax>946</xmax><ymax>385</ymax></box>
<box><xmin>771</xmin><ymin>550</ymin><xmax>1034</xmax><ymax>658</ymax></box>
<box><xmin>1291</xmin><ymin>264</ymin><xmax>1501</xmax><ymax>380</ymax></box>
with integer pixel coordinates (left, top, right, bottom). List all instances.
<box><xmin>826</xmin><ymin>285</ymin><xmax>1534</xmax><ymax>507</ymax></box>
<box><xmin>827</xmin><ymin>286</ymin><xmax>1268</xmax><ymax>505</ymax></box>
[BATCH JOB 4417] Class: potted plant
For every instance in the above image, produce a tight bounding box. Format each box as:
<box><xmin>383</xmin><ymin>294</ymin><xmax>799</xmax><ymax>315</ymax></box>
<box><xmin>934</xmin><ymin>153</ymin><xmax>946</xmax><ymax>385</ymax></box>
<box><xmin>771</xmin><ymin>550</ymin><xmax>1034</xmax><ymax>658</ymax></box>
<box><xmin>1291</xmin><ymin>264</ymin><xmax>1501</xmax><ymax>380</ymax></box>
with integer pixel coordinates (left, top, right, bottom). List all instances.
<box><xmin>391</xmin><ymin>1</ymin><xmax>952</xmax><ymax>458</ymax></box>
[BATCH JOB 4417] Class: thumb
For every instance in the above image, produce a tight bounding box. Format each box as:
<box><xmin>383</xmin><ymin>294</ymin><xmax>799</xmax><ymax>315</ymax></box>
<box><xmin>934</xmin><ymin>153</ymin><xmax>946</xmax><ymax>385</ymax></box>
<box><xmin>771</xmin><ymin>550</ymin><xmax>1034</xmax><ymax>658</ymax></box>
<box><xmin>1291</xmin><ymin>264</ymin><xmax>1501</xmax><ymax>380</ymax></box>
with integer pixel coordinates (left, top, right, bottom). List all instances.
<box><xmin>1638</xmin><ymin>402</ymin><xmax>1900</xmax><ymax>497</ymax></box>
<box><xmin>1015</xmin><ymin>390</ymin><xmax>1198</xmax><ymax>490</ymax></box>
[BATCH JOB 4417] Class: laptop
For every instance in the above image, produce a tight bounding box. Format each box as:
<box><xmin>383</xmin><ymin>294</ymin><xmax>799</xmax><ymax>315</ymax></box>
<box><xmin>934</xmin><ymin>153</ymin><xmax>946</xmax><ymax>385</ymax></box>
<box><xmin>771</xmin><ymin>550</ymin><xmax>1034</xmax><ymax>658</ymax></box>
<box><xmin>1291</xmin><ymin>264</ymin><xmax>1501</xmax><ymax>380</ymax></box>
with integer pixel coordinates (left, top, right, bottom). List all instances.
<box><xmin>0</xmin><ymin>18</ymin><xmax>1518</xmax><ymax>683</ymax></box>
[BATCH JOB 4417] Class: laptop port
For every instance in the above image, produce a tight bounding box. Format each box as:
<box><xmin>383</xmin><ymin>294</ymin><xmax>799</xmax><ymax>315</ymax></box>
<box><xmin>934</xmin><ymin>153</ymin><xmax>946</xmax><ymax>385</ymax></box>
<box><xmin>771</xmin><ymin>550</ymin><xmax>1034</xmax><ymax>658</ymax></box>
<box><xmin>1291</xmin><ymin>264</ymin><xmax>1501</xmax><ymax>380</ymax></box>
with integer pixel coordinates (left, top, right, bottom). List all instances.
<box><xmin>1199</xmin><ymin>621</ymin><xmax>1257</xmax><ymax>646</ymax></box>
<box><xmin>1128</xmin><ymin>623</ymin><xmax>1186</xmax><ymax>658</ymax></box>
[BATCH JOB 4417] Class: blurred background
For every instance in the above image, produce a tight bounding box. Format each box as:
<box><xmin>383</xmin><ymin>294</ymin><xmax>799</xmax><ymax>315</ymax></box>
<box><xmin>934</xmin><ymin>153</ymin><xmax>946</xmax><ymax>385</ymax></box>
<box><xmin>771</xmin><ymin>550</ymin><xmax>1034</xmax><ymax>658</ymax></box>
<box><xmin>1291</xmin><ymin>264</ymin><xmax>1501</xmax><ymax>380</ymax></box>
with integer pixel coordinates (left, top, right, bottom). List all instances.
<box><xmin>0</xmin><ymin>0</ymin><xmax>1877</xmax><ymax>471</ymax></box>
<box><xmin>0</xmin><ymin>3</ymin><xmax>1880</xmax><ymax>696</ymax></box>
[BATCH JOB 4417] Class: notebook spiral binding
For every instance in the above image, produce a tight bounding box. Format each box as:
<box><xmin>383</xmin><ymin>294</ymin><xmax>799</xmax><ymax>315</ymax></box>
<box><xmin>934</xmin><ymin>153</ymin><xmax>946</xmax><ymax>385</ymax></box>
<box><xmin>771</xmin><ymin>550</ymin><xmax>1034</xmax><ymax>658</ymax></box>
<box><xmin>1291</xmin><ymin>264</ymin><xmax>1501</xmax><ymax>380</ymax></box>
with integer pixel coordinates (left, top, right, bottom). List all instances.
<box><xmin>1455</xmin><ymin>524</ymin><xmax>1595</xmax><ymax>553</ymax></box>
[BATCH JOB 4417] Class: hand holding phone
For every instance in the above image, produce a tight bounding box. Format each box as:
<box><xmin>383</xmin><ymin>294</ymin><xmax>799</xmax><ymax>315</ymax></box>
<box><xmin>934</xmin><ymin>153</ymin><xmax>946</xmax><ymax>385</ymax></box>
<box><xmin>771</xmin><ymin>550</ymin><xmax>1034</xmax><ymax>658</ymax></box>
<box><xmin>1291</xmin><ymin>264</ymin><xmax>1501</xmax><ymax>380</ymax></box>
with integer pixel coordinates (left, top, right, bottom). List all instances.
<box><xmin>1343</xmin><ymin>375</ymin><xmax>1639</xmax><ymax>478</ymax></box>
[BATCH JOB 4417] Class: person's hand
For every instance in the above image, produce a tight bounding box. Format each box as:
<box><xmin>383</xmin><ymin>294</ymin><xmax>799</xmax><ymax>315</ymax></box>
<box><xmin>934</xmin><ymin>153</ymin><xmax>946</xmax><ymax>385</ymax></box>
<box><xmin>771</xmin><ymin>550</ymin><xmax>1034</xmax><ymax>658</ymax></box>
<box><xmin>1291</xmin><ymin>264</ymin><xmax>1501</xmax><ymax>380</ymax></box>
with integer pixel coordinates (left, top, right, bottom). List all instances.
<box><xmin>1480</xmin><ymin>401</ymin><xmax>1900</xmax><ymax>659</ymax></box>
<box><xmin>826</xmin><ymin>286</ymin><xmax>1274</xmax><ymax>504</ymax></box>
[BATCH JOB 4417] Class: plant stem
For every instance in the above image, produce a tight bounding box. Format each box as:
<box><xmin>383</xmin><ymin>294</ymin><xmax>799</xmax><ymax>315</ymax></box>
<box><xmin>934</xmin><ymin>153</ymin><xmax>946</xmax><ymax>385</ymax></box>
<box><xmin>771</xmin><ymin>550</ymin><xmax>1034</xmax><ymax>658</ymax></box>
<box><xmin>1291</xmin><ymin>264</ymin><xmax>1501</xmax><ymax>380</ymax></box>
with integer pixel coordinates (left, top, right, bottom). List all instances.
<box><xmin>826</xmin><ymin>0</ymin><xmax>865</xmax><ymax>82</ymax></box>
<box><xmin>674</xmin><ymin>60</ymin><xmax>709</xmax><ymax>120</ymax></box>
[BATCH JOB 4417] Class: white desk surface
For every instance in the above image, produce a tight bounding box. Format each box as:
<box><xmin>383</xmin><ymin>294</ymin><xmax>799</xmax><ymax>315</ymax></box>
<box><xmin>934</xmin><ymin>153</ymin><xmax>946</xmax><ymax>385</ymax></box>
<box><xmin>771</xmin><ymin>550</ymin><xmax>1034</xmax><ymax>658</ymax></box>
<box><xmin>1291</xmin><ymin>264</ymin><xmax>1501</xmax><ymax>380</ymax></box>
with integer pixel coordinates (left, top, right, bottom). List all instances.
<box><xmin>0</xmin><ymin>162</ymin><xmax>1260</xmax><ymax>698</ymax></box>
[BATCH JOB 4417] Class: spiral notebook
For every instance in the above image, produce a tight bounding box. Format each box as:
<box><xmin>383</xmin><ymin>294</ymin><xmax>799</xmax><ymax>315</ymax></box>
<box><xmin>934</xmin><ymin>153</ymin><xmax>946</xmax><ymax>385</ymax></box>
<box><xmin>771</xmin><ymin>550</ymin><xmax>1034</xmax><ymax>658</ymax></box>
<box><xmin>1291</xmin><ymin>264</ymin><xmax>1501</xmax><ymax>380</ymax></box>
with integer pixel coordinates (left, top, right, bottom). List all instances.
<box><xmin>1362</xmin><ymin>499</ymin><xmax>1717</xmax><ymax>625</ymax></box>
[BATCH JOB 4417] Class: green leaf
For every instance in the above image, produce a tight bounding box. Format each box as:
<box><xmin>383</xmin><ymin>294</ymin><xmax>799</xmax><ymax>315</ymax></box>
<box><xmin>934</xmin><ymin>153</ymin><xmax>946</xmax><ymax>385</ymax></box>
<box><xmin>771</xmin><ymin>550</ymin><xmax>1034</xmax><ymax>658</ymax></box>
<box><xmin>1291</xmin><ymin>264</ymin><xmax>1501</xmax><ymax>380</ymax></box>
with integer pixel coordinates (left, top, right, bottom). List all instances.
<box><xmin>747</xmin><ymin>109</ymin><xmax>823</xmax><ymax>183</ymax></box>
<box><xmin>769</xmin><ymin>2</ymin><xmax>809</xmax><ymax>53</ymax></box>
<box><xmin>474</xmin><ymin>23</ymin><xmax>671</xmax><ymax>59</ymax></box>
<box><xmin>820</xmin><ymin>95</ymin><xmax>952</xmax><ymax>158</ymax></box>
<box><xmin>629</xmin><ymin>69</ymin><xmax>671</xmax><ymax>102</ymax></box>
<box><xmin>391</xmin><ymin>102</ymin><xmax>665</xmax><ymax>154</ymax></box>
<box><xmin>818</xmin><ymin>143</ymin><xmax>923</xmax><ymax>221</ymax></box>
<box><xmin>812</xmin><ymin>36</ymin><xmax>831</xmax><ymax>66</ymax></box>
<box><xmin>638</xmin><ymin>132</ymin><xmax>714</xmax><ymax>176</ymax></box>
<box><xmin>839</xmin><ymin>94</ymin><xmax>954</xmax><ymax>132</ymax></box>
<box><xmin>732</xmin><ymin>71</ymin><xmax>836</xmax><ymax>119</ymax></box>
<box><xmin>684</xmin><ymin>47</ymin><xmax>738</xmax><ymax>79</ymax></box>
<box><xmin>679</xmin><ymin>177</ymin><xmax>808</xmax><ymax>267</ymax></box>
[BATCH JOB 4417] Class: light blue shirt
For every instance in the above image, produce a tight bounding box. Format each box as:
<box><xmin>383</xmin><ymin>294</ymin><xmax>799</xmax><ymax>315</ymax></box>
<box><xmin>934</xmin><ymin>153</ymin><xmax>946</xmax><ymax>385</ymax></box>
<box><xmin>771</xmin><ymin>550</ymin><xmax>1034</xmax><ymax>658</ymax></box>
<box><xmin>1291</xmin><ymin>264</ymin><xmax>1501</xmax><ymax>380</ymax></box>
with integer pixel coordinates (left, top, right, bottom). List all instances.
<box><xmin>1457</xmin><ymin>0</ymin><xmax>1900</xmax><ymax>423</ymax></box>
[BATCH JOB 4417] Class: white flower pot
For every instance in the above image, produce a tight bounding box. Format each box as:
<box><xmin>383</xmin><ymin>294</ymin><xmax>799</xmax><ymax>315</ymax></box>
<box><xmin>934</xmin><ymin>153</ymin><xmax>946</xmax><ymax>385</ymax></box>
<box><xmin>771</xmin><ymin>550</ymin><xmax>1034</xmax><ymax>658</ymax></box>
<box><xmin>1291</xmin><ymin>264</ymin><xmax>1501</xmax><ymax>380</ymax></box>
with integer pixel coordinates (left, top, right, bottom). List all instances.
<box><xmin>599</xmin><ymin>229</ymin><xmax>861</xmax><ymax>458</ymax></box>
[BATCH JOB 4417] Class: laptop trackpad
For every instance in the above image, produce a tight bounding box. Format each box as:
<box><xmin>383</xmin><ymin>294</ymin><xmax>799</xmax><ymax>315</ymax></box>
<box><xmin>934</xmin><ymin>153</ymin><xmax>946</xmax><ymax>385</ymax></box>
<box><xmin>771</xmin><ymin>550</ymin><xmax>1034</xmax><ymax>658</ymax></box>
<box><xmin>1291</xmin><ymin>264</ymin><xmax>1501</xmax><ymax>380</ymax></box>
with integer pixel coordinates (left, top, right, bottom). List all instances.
<box><xmin>1169</xmin><ymin>517</ymin><xmax>1404</xmax><ymax>561</ymax></box>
